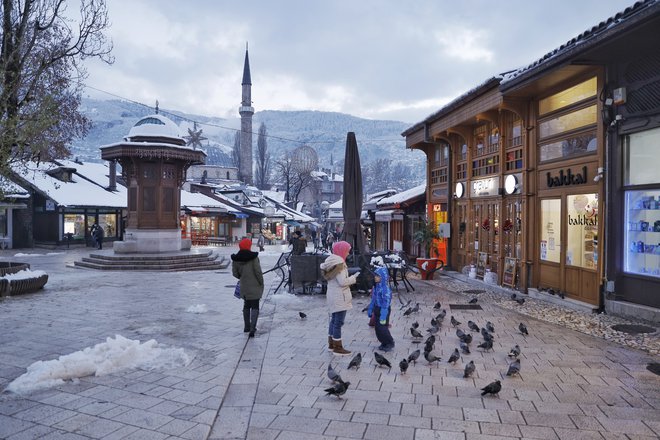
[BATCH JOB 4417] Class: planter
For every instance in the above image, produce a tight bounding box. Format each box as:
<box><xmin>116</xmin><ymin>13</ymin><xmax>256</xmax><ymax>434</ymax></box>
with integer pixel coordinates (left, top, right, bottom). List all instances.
<box><xmin>416</xmin><ymin>258</ymin><xmax>440</xmax><ymax>280</ymax></box>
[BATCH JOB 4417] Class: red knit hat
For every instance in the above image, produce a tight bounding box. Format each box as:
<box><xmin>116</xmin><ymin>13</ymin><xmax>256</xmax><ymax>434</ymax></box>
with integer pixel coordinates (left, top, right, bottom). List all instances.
<box><xmin>239</xmin><ymin>238</ymin><xmax>253</xmax><ymax>251</ymax></box>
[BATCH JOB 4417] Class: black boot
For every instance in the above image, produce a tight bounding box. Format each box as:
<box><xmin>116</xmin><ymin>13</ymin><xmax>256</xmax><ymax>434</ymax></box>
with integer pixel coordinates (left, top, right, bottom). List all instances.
<box><xmin>249</xmin><ymin>308</ymin><xmax>259</xmax><ymax>337</ymax></box>
<box><xmin>243</xmin><ymin>309</ymin><xmax>250</xmax><ymax>333</ymax></box>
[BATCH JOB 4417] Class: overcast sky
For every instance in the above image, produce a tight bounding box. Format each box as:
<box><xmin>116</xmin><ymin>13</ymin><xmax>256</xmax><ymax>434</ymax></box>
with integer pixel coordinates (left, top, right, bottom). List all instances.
<box><xmin>84</xmin><ymin>0</ymin><xmax>630</xmax><ymax>124</ymax></box>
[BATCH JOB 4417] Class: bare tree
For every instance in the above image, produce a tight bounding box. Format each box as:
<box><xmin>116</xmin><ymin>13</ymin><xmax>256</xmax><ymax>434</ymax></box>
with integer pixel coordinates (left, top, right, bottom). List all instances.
<box><xmin>0</xmin><ymin>0</ymin><xmax>113</xmax><ymax>171</ymax></box>
<box><xmin>273</xmin><ymin>150</ymin><xmax>313</xmax><ymax>205</ymax></box>
<box><xmin>254</xmin><ymin>122</ymin><xmax>270</xmax><ymax>189</ymax></box>
<box><xmin>232</xmin><ymin>130</ymin><xmax>241</xmax><ymax>178</ymax></box>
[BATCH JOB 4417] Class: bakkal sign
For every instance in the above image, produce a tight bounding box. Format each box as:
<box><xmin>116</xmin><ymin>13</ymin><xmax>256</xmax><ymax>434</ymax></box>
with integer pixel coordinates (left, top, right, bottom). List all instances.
<box><xmin>546</xmin><ymin>166</ymin><xmax>588</xmax><ymax>188</ymax></box>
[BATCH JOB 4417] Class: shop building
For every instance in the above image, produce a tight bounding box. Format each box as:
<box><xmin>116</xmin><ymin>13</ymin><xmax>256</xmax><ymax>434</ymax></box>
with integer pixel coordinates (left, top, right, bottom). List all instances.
<box><xmin>403</xmin><ymin>0</ymin><xmax>660</xmax><ymax>318</ymax></box>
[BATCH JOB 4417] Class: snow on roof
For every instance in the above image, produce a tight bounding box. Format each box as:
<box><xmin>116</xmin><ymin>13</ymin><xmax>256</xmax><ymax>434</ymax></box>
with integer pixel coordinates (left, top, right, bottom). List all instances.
<box><xmin>260</xmin><ymin>190</ymin><xmax>286</xmax><ymax>203</ymax></box>
<box><xmin>377</xmin><ymin>183</ymin><xmax>426</xmax><ymax>206</ymax></box>
<box><xmin>0</xmin><ymin>177</ymin><xmax>29</xmax><ymax>198</ymax></box>
<box><xmin>329</xmin><ymin>199</ymin><xmax>343</xmax><ymax>209</ymax></box>
<box><xmin>14</xmin><ymin>162</ymin><xmax>126</xmax><ymax>208</ymax></box>
<box><xmin>263</xmin><ymin>196</ymin><xmax>315</xmax><ymax>222</ymax></box>
<box><xmin>127</xmin><ymin>114</ymin><xmax>183</xmax><ymax>141</ymax></box>
<box><xmin>180</xmin><ymin>190</ymin><xmax>239</xmax><ymax>213</ymax></box>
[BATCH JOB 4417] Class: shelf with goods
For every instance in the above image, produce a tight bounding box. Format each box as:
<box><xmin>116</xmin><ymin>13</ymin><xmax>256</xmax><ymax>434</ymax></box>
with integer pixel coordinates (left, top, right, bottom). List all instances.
<box><xmin>624</xmin><ymin>190</ymin><xmax>660</xmax><ymax>278</ymax></box>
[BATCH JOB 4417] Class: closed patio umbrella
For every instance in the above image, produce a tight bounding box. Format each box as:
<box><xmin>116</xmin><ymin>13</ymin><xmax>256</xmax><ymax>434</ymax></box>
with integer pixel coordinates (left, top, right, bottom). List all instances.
<box><xmin>341</xmin><ymin>132</ymin><xmax>366</xmax><ymax>256</ymax></box>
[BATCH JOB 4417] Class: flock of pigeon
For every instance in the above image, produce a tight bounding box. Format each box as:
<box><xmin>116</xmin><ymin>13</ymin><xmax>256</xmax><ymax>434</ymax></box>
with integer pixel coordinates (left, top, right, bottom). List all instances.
<box><xmin>324</xmin><ymin>295</ymin><xmax>529</xmax><ymax>399</ymax></box>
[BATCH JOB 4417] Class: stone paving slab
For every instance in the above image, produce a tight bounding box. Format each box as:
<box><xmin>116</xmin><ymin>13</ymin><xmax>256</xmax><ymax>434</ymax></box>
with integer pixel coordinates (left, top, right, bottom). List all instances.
<box><xmin>0</xmin><ymin>246</ymin><xmax>659</xmax><ymax>439</ymax></box>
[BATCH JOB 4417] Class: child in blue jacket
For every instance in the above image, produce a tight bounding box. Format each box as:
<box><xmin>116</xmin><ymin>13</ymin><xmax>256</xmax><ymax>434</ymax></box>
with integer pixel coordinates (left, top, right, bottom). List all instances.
<box><xmin>367</xmin><ymin>266</ymin><xmax>395</xmax><ymax>352</ymax></box>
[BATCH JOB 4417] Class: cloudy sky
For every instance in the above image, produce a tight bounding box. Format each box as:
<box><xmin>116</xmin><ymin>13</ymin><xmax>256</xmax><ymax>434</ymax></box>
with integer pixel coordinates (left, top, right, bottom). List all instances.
<box><xmin>84</xmin><ymin>0</ymin><xmax>630</xmax><ymax>123</ymax></box>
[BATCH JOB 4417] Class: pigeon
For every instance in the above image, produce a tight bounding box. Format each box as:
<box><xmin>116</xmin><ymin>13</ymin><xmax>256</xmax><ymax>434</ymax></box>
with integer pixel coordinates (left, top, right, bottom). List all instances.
<box><xmin>327</xmin><ymin>363</ymin><xmax>342</xmax><ymax>383</ymax></box>
<box><xmin>430</xmin><ymin>317</ymin><xmax>438</xmax><ymax>327</ymax></box>
<box><xmin>325</xmin><ymin>380</ymin><xmax>350</xmax><ymax>398</ymax></box>
<box><xmin>486</xmin><ymin>321</ymin><xmax>495</xmax><ymax>333</ymax></box>
<box><xmin>461</xmin><ymin>334</ymin><xmax>473</xmax><ymax>344</ymax></box>
<box><xmin>361</xmin><ymin>306</ymin><xmax>369</xmax><ymax>313</ymax></box>
<box><xmin>407</xmin><ymin>349</ymin><xmax>420</xmax><ymax>365</ymax></box>
<box><xmin>411</xmin><ymin>321</ymin><xmax>419</xmax><ymax>329</ymax></box>
<box><xmin>299</xmin><ymin>312</ymin><xmax>307</xmax><ymax>319</ymax></box>
<box><xmin>403</xmin><ymin>307</ymin><xmax>414</xmax><ymax>317</ymax></box>
<box><xmin>424</xmin><ymin>350</ymin><xmax>442</xmax><ymax>366</ymax></box>
<box><xmin>463</xmin><ymin>360</ymin><xmax>475</xmax><ymax>378</ymax></box>
<box><xmin>456</xmin><ymin>328</ymin><xmax>466</xmax><ymax>339</ymax></box>
<box><xmin>450</xmin><ymin>316</ymin><xmax>461</xmax><ymax>327</ymax></box>
<box><xmin>468</xmin><ymin>297</ymin><xmax>478</xmax><ymax>304</ymax></box>
<box><xmin>433</xmin><ymin>301</ymin><xmax>442</xmax><ymax>310</ymax></box>
<box><xmin>348</xmin><ymin>352</ymin><xmax>362</xmax><ymax>370</ymax></box>
<box><xmin>374</xmin><ymin>351</ymin><xmax>392</xmax><ymax>370</ymax></box>
<box><xmin>424</xmin><ymin>340</ymin><xmax>435</xmax><ymax>354</ymax></box>
<box><xmin>435</xmin><ymin>309</ymin><xmax>447</xmax><ymax>321</ymax></box>
<box><xmin>547</xmin><ymin>288</ymin><xmax>555</xmax><ymax>295</ymax></box>
<box><xmin>468</xmin><ymin>321</ymin><xmax>480</xmax><ymax>332</ymax></box>
<box><xmin>477</xmin><ymin>339</ymin><xmax>493</xmax><ymax>352</ymax></box>
<box><xmin>399</xmin><ymin>299</ymin><xmax>412</xmax><ymax>310</ymax></box>
<box><xmin>448</xmin><ymin>348</ymin><xmax>460</xmax><ymax>364</ymax></box>
<box><xmin>399</xmin><ymin>358</ymin><xmax>409</xmax><ymax>374</ymax></box>
<box><xmin>559</xmin><ymin>291</ymin><xmax>565</xmax><ymax>299</ymax></box>
<box><xmin>506</xmin><ymin>359</ymin><xmax>521</xmax><ymax>376</ymax></box>
<box><xmin>480</xmin><ymin>380</ymin><xmax>502</xmax><ymax>396</ymax></box>
<box><xmin>410</xmin><ymin>327</ymin><xmax>423</xmax><ymax>338</ymax></box>
<box><xmin>460</xmin><ymin>342</ymin><xmax>471</xmax><ymax>354</ymax></box>
<box><xmin>411</xmin><ymin>303</ymin><xmax>420</xmax><ymax>314</ymax></box>
<box><xmin>424</xmin><ymin>335</ymin><xmax>436</xmax><ymax>347</ymax></box>
<box><xmin>481</xmin><ymin>327</ymin><xmax>494</xmax><ymax>339</ymax></box>
<box><xmin>519</xmin><ymin>323</ymin><xmax>529</xmax><ymax>336</ymax></box>
<box><xmin>508</xmin><ymin>344</ymin><xmax>521</xmax><ymax>358</ymax></box>
<box><xmin>516</xmin><ymin>298</ymin><xmax>525</xmax><ymax>305</ymax></box>
<box><xmin>427</xmin><ymin>325</ymin><xmax>440</xmax><ymax>335</ymax></box>
<box><xmin>511</xmin><ymin>293</ymin><xmax>517</xmax><ymax>300</ymax></box>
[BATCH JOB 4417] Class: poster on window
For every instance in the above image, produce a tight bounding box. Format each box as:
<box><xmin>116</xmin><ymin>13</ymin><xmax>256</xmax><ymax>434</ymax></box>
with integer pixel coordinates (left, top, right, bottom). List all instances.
<box><xmin>540</xmin><ymin>240</ymin><xmax>547</xmax><ymax>260</ymax></box>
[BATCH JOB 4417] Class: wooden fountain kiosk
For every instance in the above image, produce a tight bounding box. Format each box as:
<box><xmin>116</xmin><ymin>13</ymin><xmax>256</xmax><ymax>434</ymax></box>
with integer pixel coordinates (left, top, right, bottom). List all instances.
<box><xmin>101</xmin><ymin>115</ymin><xmax>205</xmax><ymax>253</ymax></box>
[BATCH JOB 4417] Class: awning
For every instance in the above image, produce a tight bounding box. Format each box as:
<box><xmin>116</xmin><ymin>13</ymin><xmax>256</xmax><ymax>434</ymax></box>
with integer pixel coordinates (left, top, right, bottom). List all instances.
<box><xmin>375</xmin><ymin>210</ymin><xmax>395</xmax><ymax>221</ymax></box>
<box><xmin>232</xmin><ymin>212</ymin><xmax>249</xmax><ymax>219</ymax></box>
<box><xmin>285</xmin><ymin>220</ymin><xmax>301</xmax><ymax>226</ymax></box>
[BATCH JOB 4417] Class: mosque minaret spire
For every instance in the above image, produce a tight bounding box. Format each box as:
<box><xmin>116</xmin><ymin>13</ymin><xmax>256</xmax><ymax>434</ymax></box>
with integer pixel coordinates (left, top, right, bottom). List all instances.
<box><xmin>239</xmin><ymin>42</ymin><xmax>254</xmax><ymax>185</ymax></box>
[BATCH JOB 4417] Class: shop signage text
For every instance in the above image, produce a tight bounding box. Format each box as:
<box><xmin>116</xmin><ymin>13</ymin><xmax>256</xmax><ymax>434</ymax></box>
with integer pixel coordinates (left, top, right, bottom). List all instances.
<box><xmin>470</xmin><ymin>177</ymin><xmax>499</xmax><ymax>197</ymax></box>
<box><xmin>568</xmin><ymin>214</ymin><xmax>598</xmax><ymax>226</ymax></box>
<box><xmin>547</xmin><ymin>166</ymin><xmax>588</xmax><ymax>187</ymax></box>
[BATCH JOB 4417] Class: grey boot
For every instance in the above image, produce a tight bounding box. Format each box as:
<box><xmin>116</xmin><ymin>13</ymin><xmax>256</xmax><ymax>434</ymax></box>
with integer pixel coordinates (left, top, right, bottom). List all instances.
<box><xmin>249</xmin><ymin>309</ymin><xmax>259</xmax><ymax>337</ymax></box>
<box><xmin>243</xmin><ymin>309</ymin><xmax>250</xmax><ymax>333</ymax></box>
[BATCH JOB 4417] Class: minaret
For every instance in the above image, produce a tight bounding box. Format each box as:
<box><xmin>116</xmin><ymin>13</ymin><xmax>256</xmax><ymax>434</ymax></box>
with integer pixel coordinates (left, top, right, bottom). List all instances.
<box><xmin>239</xmin><ymin>43</ymin><xmax>254</xmax><ymax>185</ymax></box>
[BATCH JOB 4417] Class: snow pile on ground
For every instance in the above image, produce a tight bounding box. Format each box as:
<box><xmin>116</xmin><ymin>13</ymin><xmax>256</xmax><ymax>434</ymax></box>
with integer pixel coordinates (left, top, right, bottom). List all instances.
<box><xmin>269</xmin><ymin>292</ymin><xmax>306</xmax><ymax>305</ymax></box>
<box><xmin>13</xmin><ymin>252</ymin><xmax>63</xmax><ymax>257</ymax></box>
<box><xmin>186</xmin><ymin>304</ymin><xmax>208</xmax><ymax>313</ymax></box>
<box><xmin>6</xmin><ymin>335</ymin><xmax>191</xmax><ymax>394</ymax></box>
<box><xmin>1</xmin><ymin>269</ymin><xmax>47</xmax><ymax>280</ymax></box>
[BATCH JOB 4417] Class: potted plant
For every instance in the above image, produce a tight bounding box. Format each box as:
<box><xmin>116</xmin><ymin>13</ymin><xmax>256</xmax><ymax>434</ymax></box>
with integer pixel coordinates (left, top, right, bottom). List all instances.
<box><xmin>413</xmin><ymin>219</ymin><xmax>441</xmax><ymax>280</ymax></box>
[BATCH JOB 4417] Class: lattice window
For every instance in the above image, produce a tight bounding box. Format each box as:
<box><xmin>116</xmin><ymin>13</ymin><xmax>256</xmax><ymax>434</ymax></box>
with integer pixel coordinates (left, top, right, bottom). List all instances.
<box><xmin>456</xmin><ymin>163</ymin><xmax>467</xmax><ymax>181</ymax></box>
<box><xmin>472</xmin><ymin>155</ymin><xmax>500</xmax><ymax>177</ymax></box>
<box><xmin>162</xmin><ymin>165</ymin><xmax>176</xmax><ymax>180</ymax></box>
<box><xmin>431</xmin><ymin>167</ymin><xmax>448</xmax><ymax>185</ymax></box>
<box><xmin>505</xmin><ymin>149</ymin><xmax>523</xmax><ymax>171</ymax></box>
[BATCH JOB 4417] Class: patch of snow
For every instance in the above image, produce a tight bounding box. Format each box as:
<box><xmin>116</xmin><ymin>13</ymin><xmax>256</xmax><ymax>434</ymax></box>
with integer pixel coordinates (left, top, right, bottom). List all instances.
<box><xmin>1</xmin><ymin>269</ymin><xmax>47</xmax><ymax>281</ymax></box>
<box><xmin>270</xmin><ymin>293</ymin><xmax>305</xmax><ymax>305</ymax></box>
<box><xmin>186</xmin><ymin>304</ymin><xmax>208</xmax><ymax>313</ymax></box>
<box><xmin>6</xmin><ymin>334</ymin><xmax>191</xmax><ymax>394</ymax></box>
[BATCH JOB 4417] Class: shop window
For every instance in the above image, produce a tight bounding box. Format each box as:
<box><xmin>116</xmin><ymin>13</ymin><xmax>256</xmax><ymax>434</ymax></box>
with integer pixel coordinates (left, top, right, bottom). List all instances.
<box><xmin>505</xmin><ymin>149</ymin><xmax>523</xmax><ymax>171</ymax></box>
<box><xmin>566</xmin><ymin>194</ymin><xmax>598</xmax><ymax>269</ymax></box>
<box><xmin>472</xmin><ymin>155</ymin><xmax>500</xmax><ymax>177</ymax></box>
<box><xmin>64</xmin><ymin>214</ymin><xmax>86</xmax><ymax>238</ymax></box>
<box><xmin>539</xmin><ymin>77</ymin><xmax>597</xmax><ymax>116</ymax></box>
<box><xmin>539</xmin><ymin>105</ymin><xmax>597</xmax><ymax>139</ymax></box>
<box><xmin>623</xmin><ymin>126</ymin><xmax>660</xmax><ymax>186</ymax></box>
<box><xmin>624</xmin><ymin>189</ymin><xmax>660</xmax><ymax>278</ymax></box>
<box><xmin>99</xmin><ymin>214</ymin><xmax>117</xmax><ymax>238</ymax></box>
<box><xmin>540</xmin><ymin>131</ymin><xmax>597</xmax><ymax>162</ymax></box>
<box><xmin>540</xmin><ymin>199</ymin><xmax>561</xmax><ymax>263</ymax></box>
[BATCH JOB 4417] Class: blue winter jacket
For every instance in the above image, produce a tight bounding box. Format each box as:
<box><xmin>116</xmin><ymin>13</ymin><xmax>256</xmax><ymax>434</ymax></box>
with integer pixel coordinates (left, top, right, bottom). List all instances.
<box><xmin>367</xmin><ymin>267</ymin><xmax>392</xmax><ymax>322</ymax></box>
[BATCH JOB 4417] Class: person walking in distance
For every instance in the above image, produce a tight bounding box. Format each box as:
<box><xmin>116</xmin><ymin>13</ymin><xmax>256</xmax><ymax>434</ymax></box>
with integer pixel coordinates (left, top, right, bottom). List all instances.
<box><xmin>320</xmin><ymin>241</ymin><xmax>359</xmax><ymax>355</ymax></box>
<box><xmin>257</xmin><ymin>233</ymin><xmax>265</xmax><ymax>252</ymax></box>
<box><xmin>231</xmin><ymin>238</ymin><xmax>264</xmax><ymax>338</ymax></box>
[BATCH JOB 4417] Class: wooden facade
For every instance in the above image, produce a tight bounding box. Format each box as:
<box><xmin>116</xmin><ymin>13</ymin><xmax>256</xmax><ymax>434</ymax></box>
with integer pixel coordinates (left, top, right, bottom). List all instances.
<box><xmin>403</xmin><ymin>1</ymin><xmax>660</xmax><ymax>311</ymax></box>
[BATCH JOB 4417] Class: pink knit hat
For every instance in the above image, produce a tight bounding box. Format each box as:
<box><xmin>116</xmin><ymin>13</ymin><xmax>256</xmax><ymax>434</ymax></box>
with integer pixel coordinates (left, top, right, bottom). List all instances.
<box><xmin>332</xmin><ymin>241</ymin><xmax>351</xmax><ymax>260</ymax></box>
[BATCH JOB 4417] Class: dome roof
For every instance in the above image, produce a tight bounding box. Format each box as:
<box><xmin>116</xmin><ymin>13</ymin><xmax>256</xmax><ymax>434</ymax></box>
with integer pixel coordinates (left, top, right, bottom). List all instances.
<box><xmin>127</xmin><ymin>114</ymin><xmax>183</xmax><ymax>142</ymax></box>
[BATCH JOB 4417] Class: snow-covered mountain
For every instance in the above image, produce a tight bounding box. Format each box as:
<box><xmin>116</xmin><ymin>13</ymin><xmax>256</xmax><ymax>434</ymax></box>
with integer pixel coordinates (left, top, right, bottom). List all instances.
<box><xmin>72</xmin><ymin>99</ymin><xmax>426</xmax><ymax>190</ymax></box>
